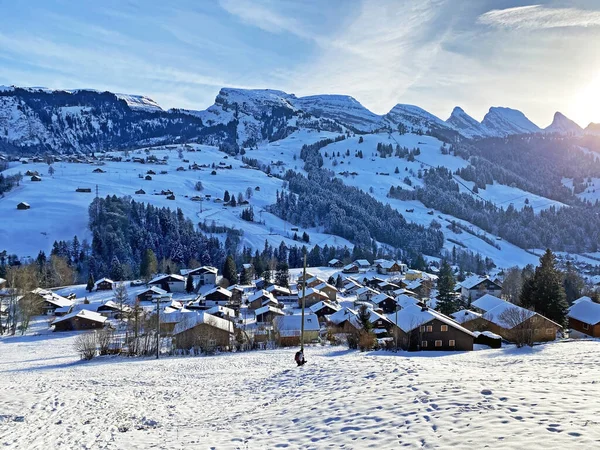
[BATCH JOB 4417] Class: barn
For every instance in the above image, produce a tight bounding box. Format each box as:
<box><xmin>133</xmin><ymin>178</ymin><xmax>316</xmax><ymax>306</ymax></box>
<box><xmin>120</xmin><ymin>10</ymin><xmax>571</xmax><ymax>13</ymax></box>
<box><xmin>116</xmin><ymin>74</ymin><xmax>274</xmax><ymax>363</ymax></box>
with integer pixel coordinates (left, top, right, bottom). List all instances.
<box><xmin>52</xmin><ymin>309</ymin><xmax>107</xmax><ymax>332</ymax></box>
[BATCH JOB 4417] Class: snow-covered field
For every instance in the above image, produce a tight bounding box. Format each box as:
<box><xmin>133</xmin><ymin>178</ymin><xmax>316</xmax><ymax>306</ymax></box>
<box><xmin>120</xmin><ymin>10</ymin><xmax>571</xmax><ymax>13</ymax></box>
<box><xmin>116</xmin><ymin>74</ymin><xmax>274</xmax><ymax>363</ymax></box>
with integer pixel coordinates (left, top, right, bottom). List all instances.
<box><xmin>1</xmin><ymin>332</ymin><xmax>598</xmax><ymax>449</ymax></box>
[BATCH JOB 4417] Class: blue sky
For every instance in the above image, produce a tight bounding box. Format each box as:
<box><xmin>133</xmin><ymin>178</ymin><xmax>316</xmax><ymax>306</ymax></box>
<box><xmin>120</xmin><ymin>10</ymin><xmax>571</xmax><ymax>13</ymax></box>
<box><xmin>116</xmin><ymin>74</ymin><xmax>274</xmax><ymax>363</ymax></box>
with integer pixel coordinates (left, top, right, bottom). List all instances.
<box><xmin>1</xmin><ymin>0</ymin><xmax>600</xmax><ymax>127</ymax></box>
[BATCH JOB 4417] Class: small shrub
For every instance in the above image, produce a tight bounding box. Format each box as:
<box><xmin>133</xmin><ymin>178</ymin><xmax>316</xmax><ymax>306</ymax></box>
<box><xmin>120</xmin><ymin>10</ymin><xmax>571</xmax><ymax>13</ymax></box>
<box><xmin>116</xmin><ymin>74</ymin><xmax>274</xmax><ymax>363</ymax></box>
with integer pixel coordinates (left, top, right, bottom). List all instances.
<box><xmin>358</xmin><ymin>332</ymin><xmax>376</xmax><ymax>352</ymax></box>
<box><xmin>74</xmin><ymin>332</ymin><xmax>98</xmax><ymax>360</ymax></box>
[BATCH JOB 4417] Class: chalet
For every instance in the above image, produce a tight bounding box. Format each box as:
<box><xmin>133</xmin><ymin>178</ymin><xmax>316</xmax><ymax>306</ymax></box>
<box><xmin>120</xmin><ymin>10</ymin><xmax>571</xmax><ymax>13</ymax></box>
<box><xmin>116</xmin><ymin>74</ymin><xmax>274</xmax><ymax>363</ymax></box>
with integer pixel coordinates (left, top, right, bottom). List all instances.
<box><xmin>248</xmin><ymin>290</ymin><xmax>279</xmax><ymax>311</ymax></box>
<box><xmin>328</xmin><ymin>307</ymin><xmax>360</xmax><ymax>333</ymax></box>
<box><xmin>377</xmin><ymin>281</ymin><xmax>401</xmax><ymax>292</ymax></box>
<box><xmin>365</xmin><ymin>277</ymin><xmax>386</xmax><ymax>288</ymax></box>
<box><xmin>354</xmin><ymin>259</ymin><xmax>372</xmax><ymax>271</ymax></box>
<box><xmin>25</xmin><ymin>170</ymin><xmax>39</xmax><ymax>177</ymax></box>
<box><xmin>24</xmin><ymin>288</ymin><xmax>74</xmax><ymax>315</ymax></box>
<box><xmin>135</xmin><ymin>189</ymin><xmax>146</xmax><ymax>195</ymax></box>
<box><xmin>310</xmin><ymin>300</ymin><xmax>341</xmax><ymax>320</ymax></box>
<box><xmin>273</xmin><ymin>314</ymin><xmax>320</xmax><ymax>346</ymax></box>
<box><xmin>96</xmin><ymin>300</ymin><xmax>132</xmax><ymax>319</ymax></box>
<box><xmin>460</xmin><ymin>276</ymin><xmax>502</xmax><ymax>302</ymax></box>
<box><xmin>136</xmin><ymin>286</ymin><xmax>169</xmax><ymax>302</ymax></box>
<box><xmin>568</xmin><ymin>297</ymin><xmax>600</xmax><ymax>337</ymax></box>
<box><xmin>313</xmin><ymin>282</ymin><xmax>338</xmax><ymax>302</ymax></box>
<box><xmin>343</xmin><ymin>278</ymin><xmax>363</xmax><ymax>294</ymax></box>
<box><xmin>148</xmin><ymin>274</ymin><xmax>186</xmax><ymax>293</ymax></box>
<box><xmin>94</xmin><ymin>278</ymin><xmax>114</xmax><ymax>291</ymax></box>
<box><xmin>387</xmin><ymin>305</ymin><xmax>475</xmax><ymax>351</ymax></box>
<box><xmin>451</xmin><ymin>309</ymin><xmax>483</xmax><ymax>325</ymax></box>
<box><xmin>468</xmin><ymin>294</ymin><xmax>561</xmax><ymax>343</ymax></box>
<box><xmin>52</xmin><ymin>309</ymin><xmax>107</xmax><ymax>332</ymax></box>
<box><xmin>356</xmin><ymin>286</ymin><xmax>379</xmax><ymax>302</ymax></box>
<box><xmin>328</xmin><ymin>259</ymin><xmax>344</xmax><ymax>268</ymax></box>
<box><xmin>404</xmin><ymin>270</ymin><xmax>423</xmax><ymax>281</ymax></box>
<box><xmin>376</xmin><ymin>260</ymin><xmax>407</xmax><ymax>275</ymax></box>
<box><xmin>265</xmin><ymin>285</ymin><xmax>297</xmax><ymax>304</ymax></box>
<box><xmin>372</xmin><ymin>293</ymin><xmax>397</xmax><ymax>314</ymax></box>
<box><xmin>92</xmin><ymin>168</ymin><xmax>106</xmax><ymax>173</ymax></box>
<box><xmin>255</xmin><ymin>305</ymin><xmax>285</xmax><ymax>323</ymax></box>
<box><xmin>296</xmin><ymin>271</ymin><xmax>316</xmax><ymax>284</ymax></box>
<box><xmin>181</xmin><ymin>266</ymin><xmax>218</xmax><ymax>286</ymax></box>
<box><xmin>28</xmin><ymin>174</ymin><xmax>42</xmax><ymax>182</ymax></box>
<box><xmin>227</xmin><ymin>285</ymin><xmax>245</xmax><ymax>306</ymax></box>
<box><xmin>17</xmin><ymin>202</ymin><xmax>30</xmax><ymax>210</ymax></box>
<box><xmin>145</xmin><ymin>175</ymin><xmax>153</xmax><ymax>181</ymax></box>
<box><xmin>173</xmin><ymin>312</ymin><xmax>234</xmax><ymax>351</ymax></box>
<box><xmin>177</xmin><ymin>166</ymin><xmax>185</xmax><ymax>171</ymax></box>
<box><xmin>395</xmin><ymin>294</ymin><xmax>421</xmax><ymax>309</ymax></box>
<box><xmin>204</xmin><ymin>305</ymin><xmax>237</xmax><ymax>321</ymax></box>
<box><xmin>166</xmin><ymin>194</ymin><xmax>176</xmax><ymax>200</ymax></box>
<box><xmin>201</xmin><ymin>286</ymin><xmax>233</xmax><ymax>306</ymax></box>
<box><xmin>342</xmin><ymin>263</ymin><xmax>360</xmax><ymax>274</ymax></box>
<box><xmin>297</xmin><ymin>288</ymin><xmax>329</xmax><ymax>308</ymax></box>
<box><xmin>146</xmin><ymin>170</ymin><xmax>156</xmax><ymax>175</ymax></box>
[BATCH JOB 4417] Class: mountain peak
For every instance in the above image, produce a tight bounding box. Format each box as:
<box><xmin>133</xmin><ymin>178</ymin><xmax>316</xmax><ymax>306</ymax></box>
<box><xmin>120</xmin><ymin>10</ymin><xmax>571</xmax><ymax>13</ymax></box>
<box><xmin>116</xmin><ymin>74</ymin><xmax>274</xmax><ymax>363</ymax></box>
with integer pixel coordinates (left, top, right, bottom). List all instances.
<box><xmin>481</xmin><ymin>106</ymin><xmax>540</xmax><ymax>137</ymax></box>
<box><xmin>544</xmin><ymin>111</ymin><xmax>582</xmax><ymax>135</ymax></box>
<box><xmin>446</xmin><ymin>106</ymin><xmax>488</xmax><ymax>139</ymax></box>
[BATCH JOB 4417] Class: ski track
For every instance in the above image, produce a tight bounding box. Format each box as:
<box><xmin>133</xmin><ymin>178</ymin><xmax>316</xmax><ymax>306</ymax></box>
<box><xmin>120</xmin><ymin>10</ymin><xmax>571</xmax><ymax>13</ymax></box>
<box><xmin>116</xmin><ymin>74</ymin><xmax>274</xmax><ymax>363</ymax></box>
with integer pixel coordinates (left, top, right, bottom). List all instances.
<box><xmin>0</xmin><ymin>335</ymin><xmax>599</xmax><ymax>449</ymax></box>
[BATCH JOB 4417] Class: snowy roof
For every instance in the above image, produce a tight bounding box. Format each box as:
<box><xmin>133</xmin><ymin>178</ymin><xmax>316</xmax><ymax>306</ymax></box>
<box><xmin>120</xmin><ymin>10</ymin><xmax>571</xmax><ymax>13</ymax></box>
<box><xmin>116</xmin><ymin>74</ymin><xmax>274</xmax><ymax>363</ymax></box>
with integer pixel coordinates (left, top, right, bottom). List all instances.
<box><xmin>149</xmin><ymin>274</ymin><xmax>186</xmax><ymax>284</ymax></box>
<box><xmin>266</xmin><ymin>285</ymin><xmax>292</xmax><ymax>295</ymax></box>
<box><xmin>297</xmin><ymin>287</ymin><xmax>328</xmax><ymax>300</ymax></box>
<box><xmin>181</xmin><ymin>266</ymin><xmax>218</xmax><ymax>276</ymax></box>
<box><xmin>254</xmin><ymin>305</ymin><xmax>284</xmax><ymax>317</ymax></box>
<box><xmin>203</xmin><ymin>286</ymin><xmax>232</xmax><ymax>298</ymax></box>
<box><xmin>405</xmin><ymin>280</ymin><xmax>422</xmax><ymax>290</ymax></box>
<box><xmin>573</xmin><ymin>296</ymin><xmax>593</xmax><ymax>305</ymax></box>
<box><xmin>172</xmin><ymin>312</ymin><xmax>234</xmax><ymax>335</ymax></box>
<box><xmin>354</xmin><ymin>259</ymin><xmax>371</xmax><ymax>267</ymax></box>
<box><xmin>98</xmin><ymin>300</ymin><xmax>132</xmax><ymax>312</ymax></box>
<box><xmin>451</xmin><ymin>309</ymin><xmax>482</xmax><ymax>324</ymax></box>
<box><xmin>314</xmin><ymin>282</ymin><xmax>337</xmax><ymax>292</ymax></box>
<box><xmin>0</xmin><ymin>278</ymin><xmax>6</xmax><ymax>284</ymax></box>
<box><xmin>343</xmin><ymin>263</ymin><xmax>358</xmax><ymax>270</ymax></box>
<box><xmin>205</xmin><ymin>305</ymin><xmax>236</xmax><ymax>318</ymax></box>
<box><xmin>482</xmin><ymin>302</ymin><xmax>536</xmax><ymax>329</ymax></box>
<box><xmin>54</xmin><ymin>305</ymin><xmax>72</xmax><ymax>314</ymax></box>
<box><xmin>310</xmin><ymin>301</ymin><xmax>341</xmax><ymax>314</ymax></box>
<box><xmin>248</xmin><ymin>289</ymin><xmax>277</xmax><ymax>303</ymax></box>
<box><xmin>273</xmin><ymin>314</ymin><xmax>320</xmax><ymax>333</ymax></box>
<box><xmin>387</xmin><ymin>305</ymin><xmax>475</xmax><ymax>336</ymax></box>
<box><xmin>141</xmin><ymin>286</ymin><xmax>168</xmax><ymax>296</ymax></box>
<box><xmin>306</xmin><ymin>276</ymin><xmax>326</xmax><ymax>285</ymax></box>
<box><xmin>567</xmin><ymin>300</ymin><xmax>600</xmax><ymax>325</ymax></box>
<box><xmin>160</xmin><ymin>309</ymin><xmax>196</xmax><ymax>324</ymax></box>
<box><xmin>473</xmin><ymin>330</ymin><xmax>502</xmax><ymax>340</ymax></box>
<box><xmin>461</xmin><ymin>275</ymin><xmax>499</xmax><ymax>290</ymax></box>
<box><xmin>94</xmin><ymin>277</ymin><xmax>114</xmax><ymax>286</ymax></box>
<box><xmin>356</xmin><ymin>286</ymin><xmax>378</xmax><ymax>296</ymax></box>
<box><xmin>52</xmin><ymin>309</ymin><xmax>107</xmax><ymax>326</ymax></box>
<box><xmin>34</xmin><ymin>290</ymin><xmax>73</xmax><ymax>308</ymax></box>
<box><xmin>372</xmin><ymin>293</ymin><xmax>393</xmax><ymax>304</ymax></box>
<box><xmin>348</xmin><ymin>307</ymin><xmax>390</xmax><ymax>329</ymax></box>
<box><xmin>328</xmin><ymin>259</ymin><xmax>340</xmax><ymax>264</ymax></box>
<box><xmin>395</xmin><ymin>294</ymin><xmax>419</xmax><ymax>309</ymax></box>
<box><xmin>378</xmin><ymin>260</ymin><xmax>403</xmax><ymax>269</ymax></box>
<box><xmin>471</xmin><ymin>294</ymin><xmax>506</xmax><ymax>313</ymax></box>
<box><xmin>328</xmin><ymin>307</ymin><xmax>358</xmax><ymax>325</ymax></box>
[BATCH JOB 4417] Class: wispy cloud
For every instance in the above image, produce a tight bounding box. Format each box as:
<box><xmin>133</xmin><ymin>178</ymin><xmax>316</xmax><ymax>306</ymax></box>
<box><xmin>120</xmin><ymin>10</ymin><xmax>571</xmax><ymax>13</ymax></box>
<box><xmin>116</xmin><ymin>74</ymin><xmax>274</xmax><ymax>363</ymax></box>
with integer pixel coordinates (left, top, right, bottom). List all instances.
<box><xmin>478</xmin><ymin>5</ymin><xmax>600</xmax><ymax>30</ymax></box>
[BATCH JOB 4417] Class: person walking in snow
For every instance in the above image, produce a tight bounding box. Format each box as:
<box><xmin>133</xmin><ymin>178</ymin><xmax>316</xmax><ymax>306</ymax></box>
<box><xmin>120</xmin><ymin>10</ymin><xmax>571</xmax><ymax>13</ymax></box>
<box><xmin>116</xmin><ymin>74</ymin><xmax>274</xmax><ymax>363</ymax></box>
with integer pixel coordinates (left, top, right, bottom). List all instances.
<box><xmin>295</xmin><ymin>349</ymin><xmax>306</xmax><ymax>366</ymax></box>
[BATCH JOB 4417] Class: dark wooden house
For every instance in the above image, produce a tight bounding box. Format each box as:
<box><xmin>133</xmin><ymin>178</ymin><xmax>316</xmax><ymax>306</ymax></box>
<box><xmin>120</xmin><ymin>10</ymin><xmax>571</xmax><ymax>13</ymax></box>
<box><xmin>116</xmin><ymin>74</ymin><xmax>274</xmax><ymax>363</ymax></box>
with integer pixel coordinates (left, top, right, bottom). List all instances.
<box><xmin>17</xmin><ymin>202</ymin><xmax>30</xmax><ymax>210</ymax></box>
<box><xmin>52</xmin><ymin>310</ymin><xmax>107</xmax><ymax>332</ymax></box>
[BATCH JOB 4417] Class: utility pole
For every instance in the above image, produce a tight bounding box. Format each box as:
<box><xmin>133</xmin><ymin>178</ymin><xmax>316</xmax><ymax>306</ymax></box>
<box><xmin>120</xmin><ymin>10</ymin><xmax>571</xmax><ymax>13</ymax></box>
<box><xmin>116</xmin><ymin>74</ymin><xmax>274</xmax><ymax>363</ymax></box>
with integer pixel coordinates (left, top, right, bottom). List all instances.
<box><xmin>156</xmin><ymin>296</ymin><xmax>160</xmax><ymax>359</ymax></box>
<box><xmin>300</xmin><ymin>252</ymin><xmax>307</xmax><ymax>352</ymax></box>
<box><xmin>395</xmin><ymin>305</ymin><xmax>399</xmax><ymax>351</ymax></box>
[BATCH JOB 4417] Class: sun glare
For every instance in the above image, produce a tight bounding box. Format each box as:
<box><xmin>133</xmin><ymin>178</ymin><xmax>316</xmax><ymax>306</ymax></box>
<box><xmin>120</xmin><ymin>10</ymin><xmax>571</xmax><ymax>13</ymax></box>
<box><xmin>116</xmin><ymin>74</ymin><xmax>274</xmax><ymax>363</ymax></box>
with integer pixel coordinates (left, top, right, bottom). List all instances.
<box><xmin>571</xmin><ymin>73</ymin><xmax>600</xmax><ymax>126</ymax></box>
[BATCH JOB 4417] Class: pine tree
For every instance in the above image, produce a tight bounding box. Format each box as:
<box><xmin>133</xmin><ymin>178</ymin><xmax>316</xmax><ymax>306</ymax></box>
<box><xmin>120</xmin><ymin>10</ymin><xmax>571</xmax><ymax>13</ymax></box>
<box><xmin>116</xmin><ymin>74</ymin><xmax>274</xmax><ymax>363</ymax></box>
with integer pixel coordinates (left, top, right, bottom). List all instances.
<box><xmin>520</xmin><ymin>249</ymin><xmax>568</xmax><ymax>325</ymax></box>
<box><xmin>357</xmin><ymin>304</ymin><xmax>373</xmax><ymax>332</ymax></box>
<box><xmin>224</xmin><ymin>191</ymin><xmax>230</xmax><ymax>203</ymax></box>
<box><xmin>86</xmin><ymin>273</ymin><xmax>95</xmax><ymax>292</ymax></box>
<box><xmin>110</xmin><ymin>256</ymin><xmax>124</xmax><ymax>281</ymax></box>
<box><xmin>335</xmin><ymin>274</ymin><xmax>344</xmax><ymax>290</ymax></box>
<box><xmin>222</xmin><ymin>255</ymin><xmax>238</xmax><ymax>285</ymax></box>
<box><xmin>185</xmin><ymin>275</ymin><xmax>195</xmax><ymax>293</ymax></box>
<box><xmin>275</xmin><ymin>261</ymin><xmax>290</xmax><ymax>287</ymax></box>
<box><xmin>140</xmin><ymin>249</ymin><xmax>158</xmax><ymax>281</ymax></box>
<box><xmin>563</xmin><ymin>262</ymin><xmax>584</xmax><ymax>305</ymax></box>
<box><xmin>437</xmin><ymin>260</ymin><xmax>457</xmax><ymax>315</ymax></box>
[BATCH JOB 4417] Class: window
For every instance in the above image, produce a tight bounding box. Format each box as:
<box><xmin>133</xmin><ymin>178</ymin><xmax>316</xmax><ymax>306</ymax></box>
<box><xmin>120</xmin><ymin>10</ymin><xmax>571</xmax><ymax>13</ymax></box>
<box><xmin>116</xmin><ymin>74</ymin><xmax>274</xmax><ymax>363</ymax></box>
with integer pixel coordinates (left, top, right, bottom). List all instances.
<box><xmin>440</xmin><ymin>325</ymin><xmax>448</xmax><ymax>332</ymax></box>
<box><xmin>546</xmin><ymin>328</ymin><xmax>554</xmax><ymax>335</ymax></box>
<box><xmin>449</xmin><ymin>340</ymin><xmax>455</xmax><ymax>347</ymax></box>
<box><xmin>435</xmin><ymin>340</ymin><xmax>442</xmax><ymax>347</ymax></box>
<box><xmin>426</xmin><ymin>325</ymin><xmax>433</xmax><ymax>332</ymax></box>
<box><xmin>421</xmin><ymin>341</ymin><xmax>428</xmax><ymax>348</ymax></box>
<box><xmin>420</xmin><ymin>326</ymin><xmax>425</xmax><ymax>332</ymax></box>
<box><xmin>583</xmin><ymin>323</ymin><xmax>589</xmax><ymax>330</ymax></box>
<box><xmin>307</xmin><ymin>318</ymin><xmax>312</xmax><ymax>323</ymax></box>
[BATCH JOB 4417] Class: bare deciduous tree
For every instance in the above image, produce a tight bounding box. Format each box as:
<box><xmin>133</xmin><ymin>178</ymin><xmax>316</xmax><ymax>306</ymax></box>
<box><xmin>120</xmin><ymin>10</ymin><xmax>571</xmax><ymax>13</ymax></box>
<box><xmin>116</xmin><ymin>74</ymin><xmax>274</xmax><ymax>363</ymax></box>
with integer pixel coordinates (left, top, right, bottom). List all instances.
<box><xmin>74</xmin><ymin>332</ymin><xmax>98</xmax><ymax>360</ymax></box>
<box><xmin>496</xmin><ymin>306</ymin><xmax>534</xmax><ymax>347</ymax></box>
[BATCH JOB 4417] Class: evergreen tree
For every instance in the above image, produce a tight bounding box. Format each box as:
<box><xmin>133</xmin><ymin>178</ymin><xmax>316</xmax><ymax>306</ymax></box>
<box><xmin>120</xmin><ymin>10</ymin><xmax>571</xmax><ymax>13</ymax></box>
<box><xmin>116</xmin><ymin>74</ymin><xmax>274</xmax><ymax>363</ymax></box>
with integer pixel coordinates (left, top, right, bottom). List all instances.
<box><xmin>140</xmin><ymin>249</ymin><xmax>158</xmax><ymax>280</ymax></box>
<box><xmin>335</xmin><ymin>274</ymin><xmax>344</xmax><ymax>290</ymax></box>
<box><xmin>222</xmin><ymin>255</ymin><xmax>238</xmax><ymax>285</ymax></box>
<box><xmin>224</xmin><ymin>190</ymin><xmax>230</xmax><ymax>203</ymax></box>
<box><xmin>185</xmin><ymin>275</ymin><xmax>195</xmax><ymax>293</ymax></box>
<box><xmin>437</xmin><ymin>260</ymin><xmax>458</xmax><ymax>315</ymax></box>
<box><xmin>563</xmin><ymin>262</ymin><xmax>584</xmax><ymax>305</ymax></box>
<box><xmin>357</xmin><ymin>304</ymin><xmax>373</xmax><ymax>332</ymax></box>
<box><xmin>86</xmin><ymin>273</ymin><xmax>95</xmax><ymax>292</ymax></box>
<box><xmin>110</xmin><ymin>256</ymin><xmax>124</xmax><ymax>281</ymax></box>
<box><xmin>275</xmin><ymin>261</ymin><xmax>290</xmax><ymax>287</ymax></box>
<box><xmin>520</xmin><ymin>249</ymin><xmax>568</xmax><ymax>325</ymax></box>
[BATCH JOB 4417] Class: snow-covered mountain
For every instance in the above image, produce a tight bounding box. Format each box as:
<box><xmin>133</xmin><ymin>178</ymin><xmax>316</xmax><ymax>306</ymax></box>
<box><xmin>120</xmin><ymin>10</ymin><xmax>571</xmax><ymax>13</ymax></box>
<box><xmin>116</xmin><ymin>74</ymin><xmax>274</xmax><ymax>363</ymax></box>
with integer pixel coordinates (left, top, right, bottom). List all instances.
<box><xmin>544</xmin><ymin>112</ymin><xmax>583</xmax><ymax>135</ymax></box>
<box><xmin>585</xmin><ymin>122</ymin><xmax>600</xmax><ymax>136</ymax></box>
<box><xmin>293</xmin><ymin>94</ymin><xmax>383</xmax><ymax>132</ymax></box>
<box><xmin>445</xmin><ymin>106</ymin><xmax>490</xmax><ymax>139</ymax></box>
<box><xmin>481</xmin><ymin>107</ymin><xmax>540</xmax><ymax>137</ymax></box>
<box><xmin>383</xmin><ymin>104</ymin><xmax>457</xmax><ymax>137</ymax></box>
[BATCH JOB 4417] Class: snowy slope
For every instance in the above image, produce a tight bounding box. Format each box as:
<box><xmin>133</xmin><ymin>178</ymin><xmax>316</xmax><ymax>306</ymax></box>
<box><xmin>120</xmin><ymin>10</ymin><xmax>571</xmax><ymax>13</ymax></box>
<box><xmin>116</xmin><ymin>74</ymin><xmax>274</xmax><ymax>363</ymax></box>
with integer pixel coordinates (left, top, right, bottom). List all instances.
<box><xmin>1</xmin><ymin>331</ymin><xmax>600</xmax><ymax>449</ymax></box>
<box><xmin>0</xmin><ymin>144</ymin><xmax>352</xmax><ymax>257</ymax></box>
<box><xmin>383</xmin><ymin>104</ymin><xmax>455</xmax><ymax>135</ymax></box>
<box><xmin>294</xmin><ymin>94</ymin><xmax>382</xmax><ymax>132</ymax></box>
<box><xmin>481</xmin><ymin>107</ymin><xmax>541</xmax><ymax>136</ymax></box>
<box><xmin>544</xmin><ymin>112</ymin><xmax>583</xmax><ymax>135</ymax></box>
<box><xmin>114</xmin><ymin>93</ymin><xmax>163</xmax><ymax>112</ymax></box>
<box><xmin>446</xmin><ymin>106</ymin><xmax>490</xmax><ymax>139</ymax></box>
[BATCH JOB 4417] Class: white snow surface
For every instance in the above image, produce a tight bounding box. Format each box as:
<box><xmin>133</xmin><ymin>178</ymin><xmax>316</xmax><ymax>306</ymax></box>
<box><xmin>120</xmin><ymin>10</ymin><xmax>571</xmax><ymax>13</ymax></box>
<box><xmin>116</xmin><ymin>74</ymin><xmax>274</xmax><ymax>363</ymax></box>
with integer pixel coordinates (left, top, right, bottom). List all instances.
<box><xmin>114</xmin><ymin>94</ymin><xmax>163</xmax><ymax>112</ymax></box>
<box><xmin>481</xmin><ymin>107</ymin><xmax>541</xmax><ymax>137</ymax></box>
<box><xmin>544</xmin><ymin>112</ymin><xmax>583</xmax><ymax>135</ymax></box>
<box><xmin>0</xmin><ymin>332</ymin><xmax>599</xmax><ymax>448</ymax></box>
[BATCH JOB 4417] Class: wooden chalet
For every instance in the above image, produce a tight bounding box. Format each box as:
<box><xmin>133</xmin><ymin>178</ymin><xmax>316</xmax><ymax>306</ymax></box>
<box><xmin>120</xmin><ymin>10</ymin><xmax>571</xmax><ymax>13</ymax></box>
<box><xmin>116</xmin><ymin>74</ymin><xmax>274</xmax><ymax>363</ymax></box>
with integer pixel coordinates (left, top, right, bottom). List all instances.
<box><xmin>248</xmin><ymin>290</ymin><xmax>279</xmax><ymax>311</ymax></box>
<box><xmin>372</xmin><ymin>293</ymin><xmax>397</xmax><ymax>314</ymax></box>
<box><xmin>148</xmin><ymin>274</ymin><xmax>186</xmax><ymax>293</ymax></box>
<box><xmin>328</xmin><ymin>259</ymin><xmax>344</xmax><ymax>268</ymax></box>
<box><xmin>255</xmin><ymin>305</ymin><xmax>285</xmax><ymax>323</ymax></box>
<box><xmin>17</xmin><ymin>202</ymin><xmax>30</xmax><ymax>210</ymax></box>
<box><xmin>173</xmin><ymin>312</ymin><xmax>234</xmax><ymax>351</ymax></box>
<box><xmin>309</xmin><ymin>300</ymin><xmax>341</xmax><ymax>321</ymax></box>
<box><xmin>201</xmin><ymin>286</ymin><xmax>233</xmax><ymax>306</ymax></box>
<box><xmin>568</xmin><ymin>297</ymin><xmax>600</xmax><ymax>337</ymax></box>
<box><xmin>297</xmin><ymin>288</ymin><xmax>329</xmax><ymax>308</ymax></box>
<box><xmin>181</xmin><ymin>266</ymin><xmax>218</xmax><ymax>286</ymax></box>
<box><xmin>273</xmin><ymin>314</ymin><xmax>320</xmax><ymax>346</ymax></box>
<box><xmin>30</xmin><ymin>175</ymin><xmax>42</xmax><ymax>182</ymax></box>
<box><xmin>460</xmin><ymin>276</ymin><xmax>502</xmax><ymax>302</ymax></box>
<box><xmin>94</xmin><ymin>278</ymin><xmax>114</xmax><ymax>291</ymax></box>
<box><xmin>52</xmin><ymin>309</ymin><xmax>107</xmax><ymax>332</ymax></box>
